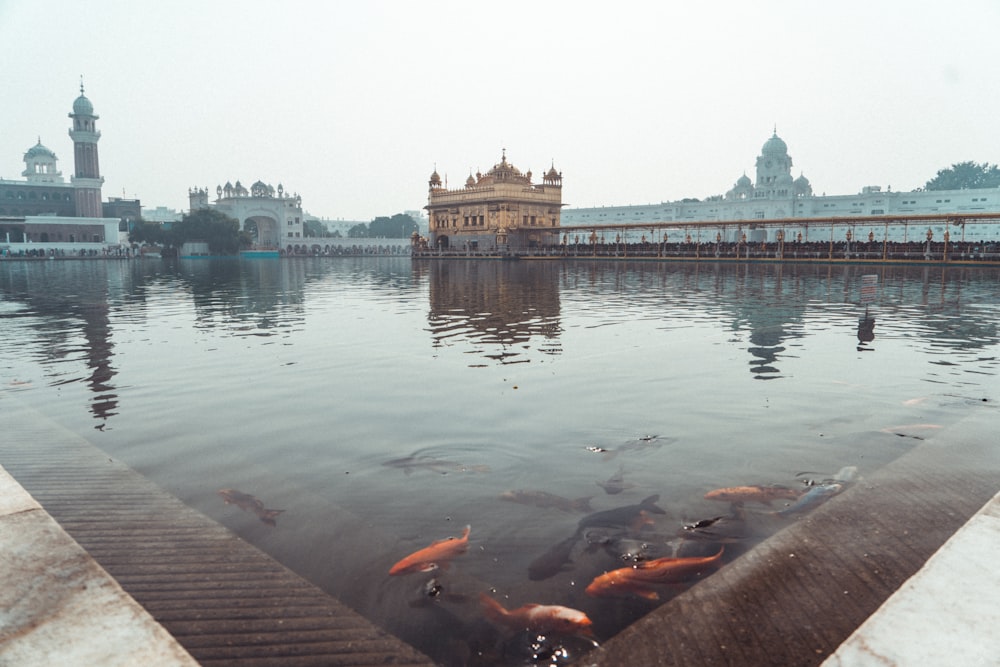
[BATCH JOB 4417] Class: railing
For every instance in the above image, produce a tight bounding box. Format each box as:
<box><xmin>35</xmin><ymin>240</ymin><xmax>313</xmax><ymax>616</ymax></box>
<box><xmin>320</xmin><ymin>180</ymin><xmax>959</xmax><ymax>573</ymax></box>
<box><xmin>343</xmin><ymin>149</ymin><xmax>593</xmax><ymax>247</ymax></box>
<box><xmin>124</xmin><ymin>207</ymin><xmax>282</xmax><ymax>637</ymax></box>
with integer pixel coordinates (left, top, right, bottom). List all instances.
<box><xmin>412</xmin><ymin>241</ymin><xmax>1000</xmax><ymax>264</ymax></box>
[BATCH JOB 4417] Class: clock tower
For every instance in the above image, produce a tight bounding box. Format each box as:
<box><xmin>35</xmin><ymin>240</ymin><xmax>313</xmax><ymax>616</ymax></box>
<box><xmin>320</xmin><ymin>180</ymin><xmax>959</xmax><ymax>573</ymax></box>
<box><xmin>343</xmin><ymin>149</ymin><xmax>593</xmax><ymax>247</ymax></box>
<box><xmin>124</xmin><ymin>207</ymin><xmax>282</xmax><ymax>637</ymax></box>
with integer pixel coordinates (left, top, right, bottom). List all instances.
<box><xmin>754</xmin><ymin>129</ymin><xmax>793</xmax><ymax>194</ymax></box>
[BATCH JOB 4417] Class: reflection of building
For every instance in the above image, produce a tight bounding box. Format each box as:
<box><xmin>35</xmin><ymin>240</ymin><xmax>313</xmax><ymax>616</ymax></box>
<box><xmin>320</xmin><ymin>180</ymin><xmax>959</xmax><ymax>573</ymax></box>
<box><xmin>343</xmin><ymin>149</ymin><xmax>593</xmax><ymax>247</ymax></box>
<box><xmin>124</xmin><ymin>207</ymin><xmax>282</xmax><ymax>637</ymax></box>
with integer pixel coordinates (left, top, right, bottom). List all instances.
<box><xmin>425</xmin><ymin>151</ymin><xmax>563</xmax><ymax>252</ymax></box>
<box><xmin>562</xmin><ymin>131</ymin><xmax>1000</xmax><ymax>242</ymax></box>
<box><xmin>188</xmin><ymin>180</ymin><xmax>305</xmax><ymax>251</ymax></box>
<box><xmin>426</xmin><ymin>260</ymin><xmax>561</xmax><ymax>363</ymax></box>
<box><xmin>0</xmin><ymin>84</ymin><xmax>133</xmax><ymax>252</ymax></box>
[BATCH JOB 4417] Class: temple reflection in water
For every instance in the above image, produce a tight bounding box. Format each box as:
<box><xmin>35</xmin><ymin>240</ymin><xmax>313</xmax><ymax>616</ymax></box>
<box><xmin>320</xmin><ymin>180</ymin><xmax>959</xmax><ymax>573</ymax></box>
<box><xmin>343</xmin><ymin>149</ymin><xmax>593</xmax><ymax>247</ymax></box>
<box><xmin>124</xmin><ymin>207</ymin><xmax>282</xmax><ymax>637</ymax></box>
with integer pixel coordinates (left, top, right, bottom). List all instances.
<box><xmin>425</xmin><ymin>260</ymin><xmax>562</xmax><ymax>365</ymax></box>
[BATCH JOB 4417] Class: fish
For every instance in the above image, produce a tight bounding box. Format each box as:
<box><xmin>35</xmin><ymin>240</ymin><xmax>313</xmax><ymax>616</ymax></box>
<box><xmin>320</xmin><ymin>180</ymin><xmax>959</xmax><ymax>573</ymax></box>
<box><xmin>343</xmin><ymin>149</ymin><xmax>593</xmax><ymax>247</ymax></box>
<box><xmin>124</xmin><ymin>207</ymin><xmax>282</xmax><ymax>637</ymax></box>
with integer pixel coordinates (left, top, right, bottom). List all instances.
<box><xmin>500</xmin><ymin>490</ymin><xmax>593</xmax><ymax>513</ymax></box>
<box><xmin>527</xmin><ymin>496</ymin><xmax>666</xmax><ymax>580</ymax></box>
<box><xmin>774</xmin><ymin>482</ymin><xmax>844</xmax><ymax>517</ymax></box>
<box><xmin>585</xmin><ymin>547</ymin><xmax>725</xmax><ymax>600</ymax></box>
<box><xmin>878</xmin><ymin>424</ymin><xmax>942</xmax><ymax>440</ymax></box>
<box><xmin>586</xmin><ymin>532</ymin><xmax>656</xmax><ymax>563</ymax></box>
<box><xmin>389</xmin><ymin>525</ymin><xmax>471</xmax><ymax>575</ymax></box>
<box><xmin>679</xmin><ymin>508</ymin><xmax>749</xmax><ymax>543</ymax></box>
<box><xmin>601</xmin><ymin>435</ymin><xmax>668</xmax><ymax>461</ymax></box>
<box><xmin>703</xmin><ymin>484</ymin><xmax>804</xmax><ymax>506</ymax></box>
<box><xmin>597</xmin><ymin>464</ymin><xmax>636</xmax><ymax>495</ymax></box>
<box><xmin>528</xmin><ymin>534</ymin><xmax>580</xmax><ymax>580</ymax></box>
<box><xmin>576</xmin><ymin>494</ymin><xmax>666</xmax><ymax>532</ymax></box>
<box><xmin>479</xmin><ymin>593</ymin><xmax>593</xmax><ymax>636</ymax></box>
<box><xmin>218</xmin><ymin>488</ymin><xmax>285</xmax><ymax>527</ymax></box>
<box><xmin>382</xmin><ymin>455</ymin><xmax>491</xmax><ymax>475</ymax></box>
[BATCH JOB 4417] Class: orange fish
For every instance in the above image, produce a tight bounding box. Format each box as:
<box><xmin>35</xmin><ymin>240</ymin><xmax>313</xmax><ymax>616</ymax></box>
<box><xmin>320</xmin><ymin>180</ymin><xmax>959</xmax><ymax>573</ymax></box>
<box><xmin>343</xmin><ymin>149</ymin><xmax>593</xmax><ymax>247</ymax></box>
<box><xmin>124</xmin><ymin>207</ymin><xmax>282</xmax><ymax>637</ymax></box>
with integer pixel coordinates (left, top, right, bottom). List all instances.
<box><xmin>479</xmin><ymin>593</ymin><xmax>593</xmax><ymax>636</ymax></box>
<box><xmin>585</xmin><ymin>547</ymin><xmax>724</xmax><ymax>600</ymax></box>
<box><xmin>389</xmin><ymin>525</ymin><xmax>471</xmax><ymax>575</ymax></box>
<box><xmin>704</xmin><ymin>485</ymin><xmax>804</xmax><ymax>506</ymax></box>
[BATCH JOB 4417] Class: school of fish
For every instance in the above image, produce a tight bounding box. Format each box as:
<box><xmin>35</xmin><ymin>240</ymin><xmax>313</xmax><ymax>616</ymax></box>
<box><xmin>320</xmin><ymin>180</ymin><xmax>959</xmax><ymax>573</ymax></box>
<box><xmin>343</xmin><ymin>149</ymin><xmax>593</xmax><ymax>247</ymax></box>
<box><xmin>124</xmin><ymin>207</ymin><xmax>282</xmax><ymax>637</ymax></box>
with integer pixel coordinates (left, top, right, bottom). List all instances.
<box><xmin>379</xmin><ymin>448</ymin><xmax>859</xmax><ymax>649</ymax></box>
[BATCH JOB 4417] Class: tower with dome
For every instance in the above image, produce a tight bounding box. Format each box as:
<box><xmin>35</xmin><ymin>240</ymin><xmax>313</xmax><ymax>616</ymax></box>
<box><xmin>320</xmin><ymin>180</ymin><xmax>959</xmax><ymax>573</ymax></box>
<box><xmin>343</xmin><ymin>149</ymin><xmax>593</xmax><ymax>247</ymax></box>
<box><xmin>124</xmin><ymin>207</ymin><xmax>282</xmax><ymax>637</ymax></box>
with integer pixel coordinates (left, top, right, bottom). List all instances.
<box><xmin>0</xmin><ymin>84</ymin><xmax>134</xmax><ymax>253</ymax></box>
<box><xmin>68</xmin><ymin>83</ymin><xmax>105</xmax><ymax>218</ymax></box>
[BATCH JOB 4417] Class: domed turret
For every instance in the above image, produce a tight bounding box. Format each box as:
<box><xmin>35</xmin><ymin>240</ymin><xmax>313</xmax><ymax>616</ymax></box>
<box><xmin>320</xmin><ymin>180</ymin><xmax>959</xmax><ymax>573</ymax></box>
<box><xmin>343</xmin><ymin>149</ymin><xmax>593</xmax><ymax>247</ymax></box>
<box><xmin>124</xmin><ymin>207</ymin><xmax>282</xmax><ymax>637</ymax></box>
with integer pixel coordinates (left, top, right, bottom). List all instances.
<box><xmin>736</xmin><ymin>173</ymin><xmax>752</xmax><ymax>187</ymax></box>
<box><xmin>762</xmin><ymin>131</ymin><xmax>788</xmax><ymax>156</ymax></box>
<box><xmin>429</xmin><ymin>168</ymin><xmax>442</xmax><ymax>189</ymax></box>
<box><xmin>465</xmin><ymin>173</ymin><xmax>476</xmax><ymax>188</ymax></box>
<box><xmin>794</xmin><ymin>174</ymin><xmax>813</xmax><ymax>196</ymax></box>
<box><xmin>73</xmin><ymin>93</ymin><xmax>94</xmax><ymax>116</ymax></box>
<box><xmin>24</xmin><ymin>139</ymin><xmax>57</xmax><ymax>160</ymax></box>
<box><xmin>484</xmin><ymin>149</ymin><xmax>528</xmax><ymax>183</ymax></box>
<box><xmin>543</xmin><ymin>162</ymin><xmax>562</xmax><ymax>186</ymax></box>
<box><xmin>22</xmin><ymin>138</ymin><xmax>62</xmax><ymax>183</ymax></box>
<box><xmin>250</xmin><ymin>180</ymin><xmax>274</xmax><ymax>198</ymax></box>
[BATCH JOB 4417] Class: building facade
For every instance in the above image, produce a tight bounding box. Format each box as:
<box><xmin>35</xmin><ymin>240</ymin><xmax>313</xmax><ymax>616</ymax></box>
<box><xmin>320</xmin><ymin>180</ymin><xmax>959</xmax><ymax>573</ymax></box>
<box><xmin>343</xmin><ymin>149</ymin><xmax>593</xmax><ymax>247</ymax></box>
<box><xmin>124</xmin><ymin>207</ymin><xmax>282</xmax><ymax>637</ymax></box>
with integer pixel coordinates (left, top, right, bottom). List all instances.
<box><xmin>188</xmin><ymin>180</ymin><xmax>305</xmax><ymax>252</ymax></box>
<box><xmin>0</xmin><ymin>85</ymin><xmax>132</xmax><ymax>254</ymax></box>
<box><xmin>425</xmin><ymin>151</ymin><xmax>563</xmax><ymax>252</ymax></box>
<box><xmin>561</xmin><ymin>132</ymin><xmax>1000</xmax><ymax>243</ymax></box>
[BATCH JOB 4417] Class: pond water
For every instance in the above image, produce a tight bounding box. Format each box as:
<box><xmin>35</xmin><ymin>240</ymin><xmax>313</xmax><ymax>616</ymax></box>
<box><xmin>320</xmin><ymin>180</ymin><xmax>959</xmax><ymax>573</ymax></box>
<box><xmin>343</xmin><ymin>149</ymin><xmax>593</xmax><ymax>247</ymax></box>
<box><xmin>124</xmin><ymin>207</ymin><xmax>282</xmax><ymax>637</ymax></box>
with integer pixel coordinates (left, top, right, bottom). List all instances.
<box><xmin>1</xmin><ymin>257</ymin><xmax>998</xmax><ymax>665</ymax></box>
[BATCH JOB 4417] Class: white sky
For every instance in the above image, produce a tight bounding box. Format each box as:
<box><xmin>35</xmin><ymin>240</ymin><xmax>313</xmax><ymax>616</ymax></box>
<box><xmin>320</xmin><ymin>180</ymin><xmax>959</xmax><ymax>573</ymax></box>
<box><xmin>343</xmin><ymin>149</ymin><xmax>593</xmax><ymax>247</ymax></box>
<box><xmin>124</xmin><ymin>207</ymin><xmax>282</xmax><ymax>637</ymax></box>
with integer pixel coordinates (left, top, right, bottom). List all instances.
<box><xmin>2</xmin><ymin>1</ymin><xmax>998</xmax><ymax>221</ymax></box>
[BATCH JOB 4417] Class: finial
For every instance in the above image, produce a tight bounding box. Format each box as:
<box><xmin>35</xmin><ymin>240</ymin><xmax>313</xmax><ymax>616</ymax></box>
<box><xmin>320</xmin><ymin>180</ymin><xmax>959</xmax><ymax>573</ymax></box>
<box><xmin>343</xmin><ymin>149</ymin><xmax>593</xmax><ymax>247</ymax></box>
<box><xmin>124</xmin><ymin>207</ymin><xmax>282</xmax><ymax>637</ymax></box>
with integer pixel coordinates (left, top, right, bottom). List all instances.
<box><xmin>773</xmin><ymin>124</ymin><xmax>777</xmax><ymax>136</ymax></box>
<box><xmin>79</xmin><ymin>75</ymin><xmax>85</xmax><ymax>95</ymax></box>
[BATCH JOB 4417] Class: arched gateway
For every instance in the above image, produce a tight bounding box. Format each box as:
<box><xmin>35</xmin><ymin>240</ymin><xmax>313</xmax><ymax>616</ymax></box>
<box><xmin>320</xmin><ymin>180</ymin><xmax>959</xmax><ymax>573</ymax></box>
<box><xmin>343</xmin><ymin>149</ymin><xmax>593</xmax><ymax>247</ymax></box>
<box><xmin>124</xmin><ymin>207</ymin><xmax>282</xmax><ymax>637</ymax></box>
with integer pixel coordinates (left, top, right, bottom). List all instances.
<box><xmin>188</xmin><ymin>180</ymin><xmax>305</xmax><ymax>249</ymax></box>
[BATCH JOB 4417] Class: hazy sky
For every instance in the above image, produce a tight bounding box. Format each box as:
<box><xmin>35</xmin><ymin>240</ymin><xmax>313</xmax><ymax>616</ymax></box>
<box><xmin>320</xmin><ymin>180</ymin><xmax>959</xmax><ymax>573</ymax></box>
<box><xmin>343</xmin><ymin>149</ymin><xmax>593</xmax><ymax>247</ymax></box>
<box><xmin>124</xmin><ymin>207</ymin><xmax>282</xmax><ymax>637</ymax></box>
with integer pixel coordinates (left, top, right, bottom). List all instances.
<box><xmin>2</xmin><ymin>1</ymin><xmax>998</xmax><ymax>221</ymax></box>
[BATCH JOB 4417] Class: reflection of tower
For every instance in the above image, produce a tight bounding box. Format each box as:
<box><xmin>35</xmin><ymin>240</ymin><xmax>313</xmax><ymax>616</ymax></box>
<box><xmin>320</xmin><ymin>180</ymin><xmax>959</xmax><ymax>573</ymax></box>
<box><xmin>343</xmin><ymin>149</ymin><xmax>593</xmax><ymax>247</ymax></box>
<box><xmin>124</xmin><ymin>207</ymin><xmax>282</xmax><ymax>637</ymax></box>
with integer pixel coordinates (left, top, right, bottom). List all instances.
<box><xmin>68</xmin><ymin>82</ymin><xmax>105</xmax><ymax>217</ymax></box>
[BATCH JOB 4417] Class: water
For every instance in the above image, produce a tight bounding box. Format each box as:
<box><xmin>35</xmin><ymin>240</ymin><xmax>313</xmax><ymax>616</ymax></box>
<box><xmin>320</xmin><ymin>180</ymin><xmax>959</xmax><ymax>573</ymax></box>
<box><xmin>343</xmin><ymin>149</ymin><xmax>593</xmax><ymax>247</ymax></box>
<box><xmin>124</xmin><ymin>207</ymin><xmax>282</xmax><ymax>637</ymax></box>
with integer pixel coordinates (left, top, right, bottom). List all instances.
<box><xmin>1</xmin><ymin>257</ymin><xmax>998</xmax><ymax>664</ymax></box>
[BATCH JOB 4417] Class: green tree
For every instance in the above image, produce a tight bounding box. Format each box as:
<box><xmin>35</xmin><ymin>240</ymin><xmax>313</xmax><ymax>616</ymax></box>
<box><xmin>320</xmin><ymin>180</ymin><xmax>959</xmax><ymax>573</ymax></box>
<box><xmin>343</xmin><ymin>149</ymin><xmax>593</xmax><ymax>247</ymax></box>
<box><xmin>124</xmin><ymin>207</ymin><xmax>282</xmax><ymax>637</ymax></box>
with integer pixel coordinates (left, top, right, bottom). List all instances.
<box><xmin>368</xmin><ymin>213</ymin><xmax>418</xmax><ymax>238</ymax></box>
<box><xmin>925</xmin><ymin>161</ymin><xmax>1000</xmax><ymax>190</ymax></box>
<box><xmin>304</xmin><ymin>219</ymin><xmax>328</xmax><ymax>237</ymax></box>
<box><xmin>348</xmin><ymin>223</ymin><xmax>369</xmax><ymax>238</ymax></box>
<box><xmin>127</xmin><ymin>219</ymin><xmax>166</xmax><ymax>246</ymax></box>
<box><xmin>170</xmin><ymin>209</ymin><xmax>249</xmax><ymax>255</ymax></box>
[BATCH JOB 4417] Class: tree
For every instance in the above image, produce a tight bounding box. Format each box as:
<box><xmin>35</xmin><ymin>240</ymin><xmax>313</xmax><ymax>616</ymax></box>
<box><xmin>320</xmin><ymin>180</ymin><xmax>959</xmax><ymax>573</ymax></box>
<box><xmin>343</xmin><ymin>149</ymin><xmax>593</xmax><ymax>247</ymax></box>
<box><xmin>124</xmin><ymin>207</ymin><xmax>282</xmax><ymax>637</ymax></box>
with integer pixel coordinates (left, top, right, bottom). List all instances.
<box><xmin>925</xmin><ymin>161</ymin><xmax>1000</xmax><ymax>190</ymax></box>
<box><xmin>169</xmin><ymin>209</ymin><xmax>250</xmax><ymax>255</ymax></box>
<box><xmin>304</xmin><ymin>219</ymin><xmax>328</xmax><ymax>237</ymax></box>
<box><xmin>348</xmin><ymin>223</ymin><xmax>369</xmax><ymax>238</ymax></box>
<box><xmin>127</xmin><ymin>219</ymin><xmax>167</xmax><ymax>246</ymax></box>
<box><xmin>368</xmin><ymin>213</ymin><xmax>419</xmax><ymax>238</ymax></box>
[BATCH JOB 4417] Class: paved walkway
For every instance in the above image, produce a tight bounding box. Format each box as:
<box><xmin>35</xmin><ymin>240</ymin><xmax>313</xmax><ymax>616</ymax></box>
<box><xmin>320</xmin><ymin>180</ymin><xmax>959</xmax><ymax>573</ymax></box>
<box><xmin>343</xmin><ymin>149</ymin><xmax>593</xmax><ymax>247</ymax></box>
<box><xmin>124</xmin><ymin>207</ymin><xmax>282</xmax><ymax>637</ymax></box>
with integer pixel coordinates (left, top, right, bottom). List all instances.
<box><xmin>823</xmin><ymin>489</ymin><xmax>1000</xmax><ymax>666</ymax></box>
<box><xmin>0</xmin><ymin>466</ymin><xmax>197</xmax><ymax>666</ymax></box>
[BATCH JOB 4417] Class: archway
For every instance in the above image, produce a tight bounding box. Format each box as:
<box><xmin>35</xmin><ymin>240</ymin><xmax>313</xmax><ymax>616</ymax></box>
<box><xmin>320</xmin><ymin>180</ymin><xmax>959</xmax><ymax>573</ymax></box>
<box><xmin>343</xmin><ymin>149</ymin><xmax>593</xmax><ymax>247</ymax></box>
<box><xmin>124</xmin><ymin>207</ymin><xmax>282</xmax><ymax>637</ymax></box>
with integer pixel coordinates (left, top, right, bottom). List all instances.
<box><xmin>436</xmin><ymin>234</ymin><xmax>450</xmax><ymax>249</ymax></box>
<box><xmin>244</xmin><ymin>215</ymin><xmax>279</xmax><ymax>247</ymax></box>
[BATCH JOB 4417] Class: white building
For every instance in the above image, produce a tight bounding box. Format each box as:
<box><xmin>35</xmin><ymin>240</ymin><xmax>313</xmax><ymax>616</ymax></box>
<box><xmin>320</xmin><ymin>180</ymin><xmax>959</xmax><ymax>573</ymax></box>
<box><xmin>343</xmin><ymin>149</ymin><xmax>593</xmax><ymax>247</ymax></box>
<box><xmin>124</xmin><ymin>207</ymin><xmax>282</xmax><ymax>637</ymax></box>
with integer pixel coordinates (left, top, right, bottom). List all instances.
<box><xmin>561</xmin><ymin>132</ymin><xmax>1000</xmax><ymax>243</ymax></box>
<box><xmin>0</xmin><ymin>85</ymin><xmax>132</xmax><ymax>256</ymax></box>
<box><xmin>188</xmin><ymin>180</ymin><xmax>305</xmax><ymax>251</ymax></box>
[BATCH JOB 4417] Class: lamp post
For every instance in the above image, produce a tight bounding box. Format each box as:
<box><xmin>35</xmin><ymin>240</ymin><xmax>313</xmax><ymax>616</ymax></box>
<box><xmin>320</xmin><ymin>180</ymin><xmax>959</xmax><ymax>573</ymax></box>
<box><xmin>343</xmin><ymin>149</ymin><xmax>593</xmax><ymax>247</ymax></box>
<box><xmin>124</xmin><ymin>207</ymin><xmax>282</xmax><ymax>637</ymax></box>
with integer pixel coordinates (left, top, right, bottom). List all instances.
<box><xmin>943</xmin><ymin>229</ymin><xmax>950</xmax><ymax>261</ymax></box>
<box><xmin>845</xmin><ymin>228</ymin><xmax>853</xmax><ymax>257</ymax></box>
<box><xmin>925</xmin><ymin>228</ymin><xmax>933</xmax><ymax>260</ymax></box>
<box><xmin>777</xmin><ymin>229</ymin><xmax>785</xmax><ymax>259</ymax></box>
